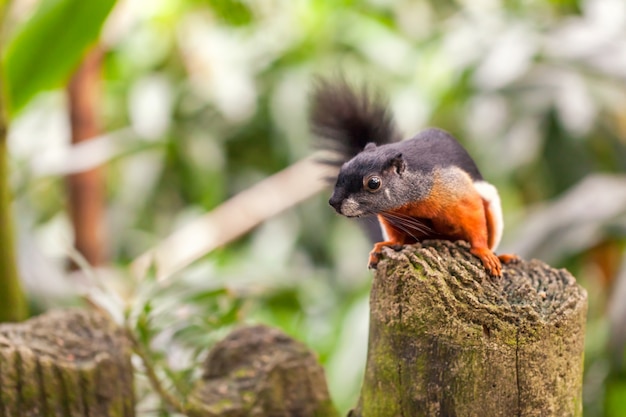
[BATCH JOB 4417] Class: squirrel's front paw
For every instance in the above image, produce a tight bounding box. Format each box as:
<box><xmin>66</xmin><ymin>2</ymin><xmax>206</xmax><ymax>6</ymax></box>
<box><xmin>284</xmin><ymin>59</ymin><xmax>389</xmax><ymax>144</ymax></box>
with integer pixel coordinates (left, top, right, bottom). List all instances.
<box><xmin>368</xmin><ymin>250</ymin><xmax>381</xmax><ymax>269</ymax></box>
<box><xmin>368</xmin><ymin>242</ymin><xmax>404</xmax><ymax>269</ymax></box>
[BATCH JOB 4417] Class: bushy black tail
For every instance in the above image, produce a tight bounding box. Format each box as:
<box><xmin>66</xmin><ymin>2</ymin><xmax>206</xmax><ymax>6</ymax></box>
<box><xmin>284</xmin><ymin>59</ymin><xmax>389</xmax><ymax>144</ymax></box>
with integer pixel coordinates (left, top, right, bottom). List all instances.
<box><xmin>309</xmin><ymin>77</ymin><xmax>400</xmax><ymax>166</ymax></box>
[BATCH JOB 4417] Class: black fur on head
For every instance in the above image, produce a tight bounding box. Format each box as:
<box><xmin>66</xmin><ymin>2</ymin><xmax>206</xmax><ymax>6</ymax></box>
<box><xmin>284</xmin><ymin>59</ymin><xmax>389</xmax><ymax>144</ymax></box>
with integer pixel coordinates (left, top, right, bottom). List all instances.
<box><xmin>309</xmin><ymin>76</ymin><xmax>401</xmax><ymax>167</ymax></box>
<box><xmin>328</xmin><ymin>145</ymin><xmax>433</xmax><ymax>218</ymax></box>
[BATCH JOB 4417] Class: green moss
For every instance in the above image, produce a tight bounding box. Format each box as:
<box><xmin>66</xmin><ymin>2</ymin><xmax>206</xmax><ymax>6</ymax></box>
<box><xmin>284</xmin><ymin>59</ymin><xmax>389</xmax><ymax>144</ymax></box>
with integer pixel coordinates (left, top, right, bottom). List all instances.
<box><xmin>233</xmin><ymin>367</ymin><xmax>254</xmax><ymax>378</ymax></box>
<box><xmin>360</xmin><ymin>343</ymin><xmax>403</xmax><ymax>415</ymax></box>
<box><xmin>314</xmin><ymin>400</ymin><xmax>340</xmax><ymax>417</ymax></box>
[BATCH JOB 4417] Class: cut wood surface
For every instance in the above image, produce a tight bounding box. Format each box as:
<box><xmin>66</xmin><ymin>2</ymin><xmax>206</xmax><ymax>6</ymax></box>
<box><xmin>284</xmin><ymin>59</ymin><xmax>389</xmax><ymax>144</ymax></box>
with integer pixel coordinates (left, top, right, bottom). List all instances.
<box><xmin>0</xmin><ymin>309</ymin><xmax>134</xmax><ymax>416</ymax></box>
<box><xmin>352</xmin><ymin>240</ymin><xmax>588</xmax><ymax>417</ymax></box>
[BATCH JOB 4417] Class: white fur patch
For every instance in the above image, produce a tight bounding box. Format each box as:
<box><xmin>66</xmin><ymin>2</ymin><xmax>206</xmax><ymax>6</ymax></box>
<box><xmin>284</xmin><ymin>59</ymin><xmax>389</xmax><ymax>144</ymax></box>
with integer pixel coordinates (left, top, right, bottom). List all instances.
<box><xmin>380</xmin><ymin>216</ymin><xmax>389</xmax><ymax>241</ymax></box>
<box><xmin>384</xmin><ymin>188</ymin><xmax>391</xmax><ymax>201</ymax></box>
<box><xmin>340</xmin><ymin>198</ymin><xmax>363</xmax><ymax>217</ymax></box>
<box><xmin>473</xmin><ymin>181</ymin><xmax>503</xmax><ymax>250</ymax></box>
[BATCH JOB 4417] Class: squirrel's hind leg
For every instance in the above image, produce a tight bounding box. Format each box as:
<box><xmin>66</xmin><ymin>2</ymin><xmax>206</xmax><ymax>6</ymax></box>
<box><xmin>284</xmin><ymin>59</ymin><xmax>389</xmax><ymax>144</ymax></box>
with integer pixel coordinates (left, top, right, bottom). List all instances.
<box><xmin>439</xmin><ymin>196</ymin><xmax>503</xmax><ymax>277</ymax></box>
<box><xmin>470</xmin><ymin>246</ymin><xmax>502</xmax><ymax>277</ymax></box>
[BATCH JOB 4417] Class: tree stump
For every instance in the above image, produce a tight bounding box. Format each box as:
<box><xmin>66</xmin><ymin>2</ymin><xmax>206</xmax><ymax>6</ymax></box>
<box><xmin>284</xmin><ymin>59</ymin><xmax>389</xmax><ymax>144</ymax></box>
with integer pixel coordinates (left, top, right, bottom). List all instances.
<box><xmin>186</xmin><ymin>325</ymin><xmax>338</xmax><ymax>417</ymax></box>
<box><xmin>0</xmin><ymin>309</ymin><xmax>134</xmax><ymax>416</ymax></box>
<box><xmin>352</xmin><ymin>240</ymin><xmax>587</xmax><ymax>417</ymax></box>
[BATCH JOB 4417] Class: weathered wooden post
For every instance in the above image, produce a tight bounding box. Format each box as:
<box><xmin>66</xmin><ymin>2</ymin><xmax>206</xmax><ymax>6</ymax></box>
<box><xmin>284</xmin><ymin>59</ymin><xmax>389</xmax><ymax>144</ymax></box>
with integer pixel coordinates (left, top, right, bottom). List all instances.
<box><xmin>0</xmin><ymin>311</ymin><xmax>338</xmax><ymax>417</ymax></box>
<box><xmin>0</xmin><ymin>309</ymin><xmax>134</xmax><ymax>416</ymax></box>
<box><xmin>351</xmin><ymin>240</ymin><xmax>587</xmax><ymax>417</ymax></box>
<box><xmin>186</xmin><ymin>325</ymin><xmax>339</xmax><ymax>417</ymax></box>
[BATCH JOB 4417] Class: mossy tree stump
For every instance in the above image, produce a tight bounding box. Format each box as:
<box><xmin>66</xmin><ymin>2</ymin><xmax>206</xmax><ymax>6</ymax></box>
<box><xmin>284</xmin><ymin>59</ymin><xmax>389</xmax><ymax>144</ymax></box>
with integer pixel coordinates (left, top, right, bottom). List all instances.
<box><xmin>0</xmin><ymin>309</ymin><xmax>134</xmax><ymax>416</ymax></box>
<box><xmin>352</xmin><ymin>241</ymin><xmax>587</xmax><ymax>417</ymax></box>
<box><xmin>186</xmin><ymin>325</ymin><xmax>338</xmax><ymax>417</ymax></box>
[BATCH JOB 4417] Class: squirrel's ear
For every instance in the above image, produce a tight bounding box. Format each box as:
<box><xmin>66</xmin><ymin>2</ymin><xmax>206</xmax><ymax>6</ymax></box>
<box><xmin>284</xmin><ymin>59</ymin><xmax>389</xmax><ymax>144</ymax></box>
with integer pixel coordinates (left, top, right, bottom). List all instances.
<box><xmin>390</xmin><ymin>153</ymin><xmax>405</xmax><ymax>174</ymax></box>
<box><xmin>364</xmin><ymin>142</ymin><xmax>377</xmax><ymax>151</ymax></box>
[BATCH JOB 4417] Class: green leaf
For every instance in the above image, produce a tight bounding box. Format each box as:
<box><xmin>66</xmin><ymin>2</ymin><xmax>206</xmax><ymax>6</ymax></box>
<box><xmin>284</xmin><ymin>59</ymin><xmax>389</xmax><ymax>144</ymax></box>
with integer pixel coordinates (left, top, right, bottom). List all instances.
<box><xmin>2</xmin><ymin>0</ymin><xmax>116</xmax><ymax>116</ymax></box>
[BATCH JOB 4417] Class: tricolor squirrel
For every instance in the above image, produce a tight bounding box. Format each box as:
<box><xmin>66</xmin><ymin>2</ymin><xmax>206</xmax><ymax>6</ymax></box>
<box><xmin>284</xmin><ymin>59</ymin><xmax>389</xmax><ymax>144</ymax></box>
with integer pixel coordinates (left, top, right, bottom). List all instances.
<box><xmin>310</xmin><ymin>78</ymin><xmax>516</xmax><ymax>277</ymax></box>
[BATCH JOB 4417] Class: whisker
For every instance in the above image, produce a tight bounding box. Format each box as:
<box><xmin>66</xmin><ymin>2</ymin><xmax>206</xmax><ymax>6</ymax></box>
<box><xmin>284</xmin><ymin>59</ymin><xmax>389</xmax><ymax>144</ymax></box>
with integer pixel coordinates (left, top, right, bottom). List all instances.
<box><xmin>398</xmin><ymin>215</ymin><xmax>433</xmax><ymax>234</ymax></box>
<box><xmin>379</xmin><ymin>212</ymin><xmax>421</xmax><ymax>242</ymax></box>
<box><xmin>381</xmin><ymin>212</ymin><xmax>433</xmax><ymax>236</ymax></box>
<box><xmin>381</xmin><ymin>220</ymin><xmax>417</xmax><ymax>241</ymax></box>
<box><xmin>387</xmin><ymin>218</ymin><xmax>429</xmax><ymax>235</ymax></box>
<box><xmin>360</xmin><ymin>214</ymin><xmax>384</xmax><ymax>242</ymax></box>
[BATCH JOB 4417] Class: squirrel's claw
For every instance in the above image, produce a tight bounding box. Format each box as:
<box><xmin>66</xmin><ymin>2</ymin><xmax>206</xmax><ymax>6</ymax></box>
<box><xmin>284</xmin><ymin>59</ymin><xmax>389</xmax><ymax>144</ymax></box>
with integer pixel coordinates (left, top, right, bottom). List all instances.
<box><xmin>368</xmin><ymin>253</ymin><xmax>380</xmax><ymax>270</ymax></box>
<box><xmin>368</xmin><ymin>247</ymin><xmax>385</xmax><ymax>269</ymax></box>
<box><xmin>498</xmin><ymin>253</ymin><xmax>520</xmax><ymax>264</ymax></box>
<box><xmin>470</xmin><ymin>247</ymin><xmax>502</xmax><ymax>278</ymax></box>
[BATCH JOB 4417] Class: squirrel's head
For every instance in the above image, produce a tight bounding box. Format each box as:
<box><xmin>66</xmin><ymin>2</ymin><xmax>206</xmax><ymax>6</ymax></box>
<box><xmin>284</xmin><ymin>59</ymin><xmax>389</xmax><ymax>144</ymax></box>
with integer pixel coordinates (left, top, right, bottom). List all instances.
<box><xmin>328</xmin><ymin>143</ymin><xmax>433</xmax><ymax>217</ymax></box>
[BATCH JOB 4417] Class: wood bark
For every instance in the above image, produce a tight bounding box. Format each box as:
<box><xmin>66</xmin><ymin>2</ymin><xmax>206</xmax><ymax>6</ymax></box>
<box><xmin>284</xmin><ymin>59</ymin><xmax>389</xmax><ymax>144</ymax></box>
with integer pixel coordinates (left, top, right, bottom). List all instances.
<box><xmin>352</xmin><ymin>240</ymin><xmax>588</xmax><ymax>417</ymax></box>
<box><xmin>186</xmin><ymin>325</ymin><xmax>339</xmax><ymax>417</ymax></box>
<box><xmin>0</xmin><ymin>309</ymin><xmax>134</xmax><ymax>416</ymax></box>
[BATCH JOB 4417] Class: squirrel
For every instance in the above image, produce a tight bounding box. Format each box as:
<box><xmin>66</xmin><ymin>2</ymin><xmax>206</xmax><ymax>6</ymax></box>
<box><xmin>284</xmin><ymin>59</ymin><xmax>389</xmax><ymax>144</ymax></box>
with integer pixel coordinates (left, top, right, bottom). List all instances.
<box><xmin>309</xmin><ymin>78</ymin><xmax>516</xmax><ymax>277</ymax></box>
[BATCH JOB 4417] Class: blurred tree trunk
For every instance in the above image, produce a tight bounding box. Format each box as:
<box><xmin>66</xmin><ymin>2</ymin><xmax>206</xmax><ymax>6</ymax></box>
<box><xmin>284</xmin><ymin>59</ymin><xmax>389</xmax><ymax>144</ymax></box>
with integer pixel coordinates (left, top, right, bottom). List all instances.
<box><xmin>0</xmin><ymin>0</ymin><xmax>28</xmax><ymax>322</ymax></box>
<box><xmin>351</xmin><ymin>241</ymin><xmax>588</xmax><ymax>417</ymax></box>
<box><xmin>67</xmin><ymin>46</ymin><xmax>106</xmax><ymax>268</ymax></box>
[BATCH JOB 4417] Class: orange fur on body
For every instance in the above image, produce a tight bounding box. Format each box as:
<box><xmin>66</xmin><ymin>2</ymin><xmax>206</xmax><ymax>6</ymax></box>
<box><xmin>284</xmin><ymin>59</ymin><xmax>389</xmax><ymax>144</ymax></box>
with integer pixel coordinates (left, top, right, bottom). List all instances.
<box><xmin>368</xmin><ymin>169</ymin><xmax>511</xmax><ymax>276</ymax></box>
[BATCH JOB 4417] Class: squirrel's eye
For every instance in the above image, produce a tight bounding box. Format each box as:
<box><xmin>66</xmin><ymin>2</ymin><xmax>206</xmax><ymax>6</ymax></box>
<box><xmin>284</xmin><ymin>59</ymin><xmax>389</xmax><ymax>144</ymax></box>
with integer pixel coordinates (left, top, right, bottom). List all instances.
<box><xmin>364</xmin><ymin>176</ymin><xmax>382</xmax><ymax>192</ymax></box>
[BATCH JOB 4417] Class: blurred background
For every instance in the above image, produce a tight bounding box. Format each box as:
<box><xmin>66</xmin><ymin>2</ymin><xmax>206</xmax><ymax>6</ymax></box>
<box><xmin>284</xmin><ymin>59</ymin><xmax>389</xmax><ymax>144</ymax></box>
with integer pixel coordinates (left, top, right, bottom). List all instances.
<box><xmin>2</xmin><ymin>0</ymin><xmax>626</xmax><ymax>415</ymax></box>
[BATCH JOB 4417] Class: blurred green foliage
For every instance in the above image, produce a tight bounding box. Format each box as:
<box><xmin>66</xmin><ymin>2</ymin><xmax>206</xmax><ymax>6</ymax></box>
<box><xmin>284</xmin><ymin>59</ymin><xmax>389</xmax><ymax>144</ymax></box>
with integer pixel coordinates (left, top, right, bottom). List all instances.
<box><xmin>3</xmin><ymin>0</ymin><xmax>115</xmax><ymax>114</ymax></box>
<box><xmin>3</xmin><ymin>0</ymin><xmax>626</xmax><ymax>415</ymax></box>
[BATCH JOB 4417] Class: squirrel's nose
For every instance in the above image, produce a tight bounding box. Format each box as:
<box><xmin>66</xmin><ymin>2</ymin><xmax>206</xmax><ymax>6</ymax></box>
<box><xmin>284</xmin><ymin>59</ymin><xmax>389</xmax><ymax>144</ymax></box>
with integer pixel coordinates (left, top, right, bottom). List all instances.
<box><xmin>328</xmin><ymin>196</ymin><xmax>342</xmax><ymax>213</ymax></box>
